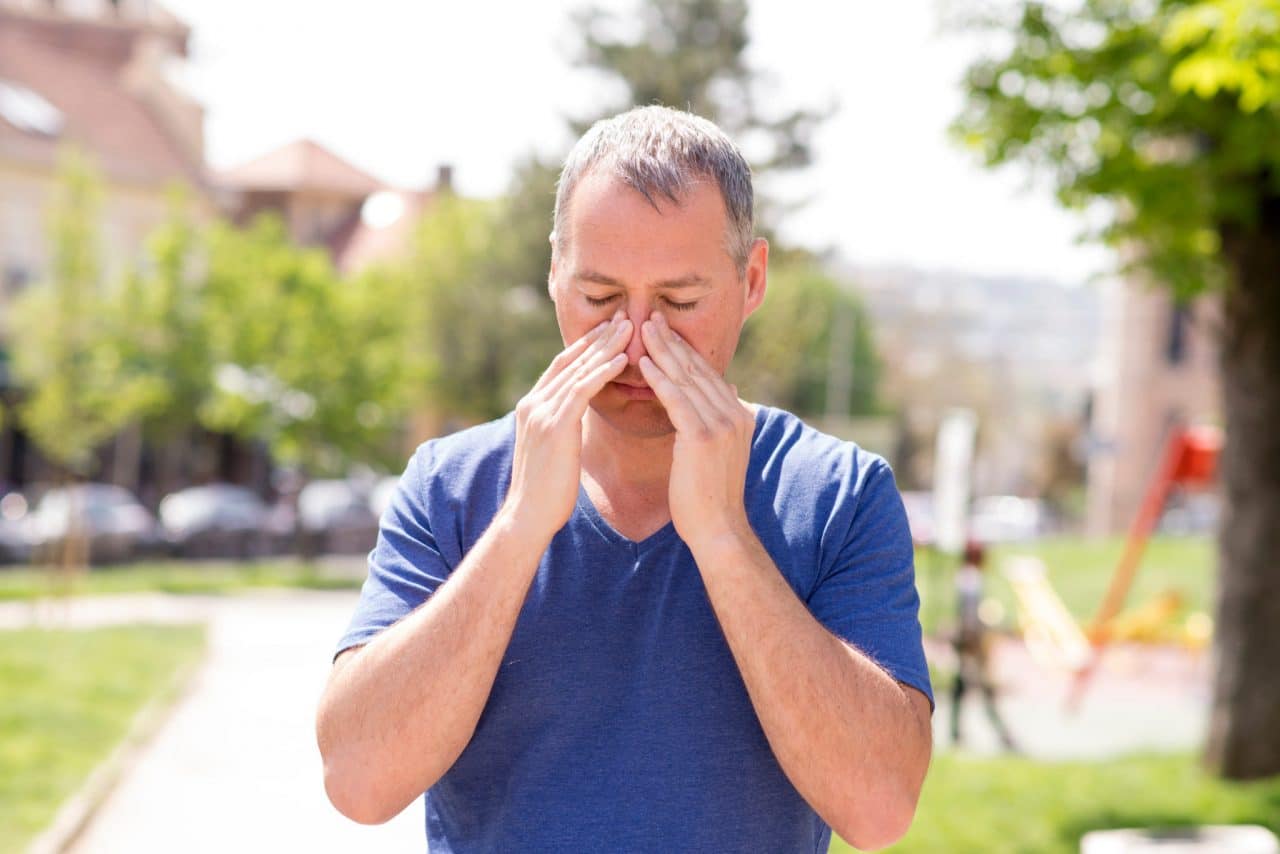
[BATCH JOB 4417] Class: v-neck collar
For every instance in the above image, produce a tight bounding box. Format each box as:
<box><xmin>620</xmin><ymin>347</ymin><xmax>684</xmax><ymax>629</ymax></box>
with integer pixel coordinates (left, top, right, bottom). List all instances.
<box><xmin>572</xmin><ymin>405</ymin><xmax>771</xmax><ymax>554</ymax></box>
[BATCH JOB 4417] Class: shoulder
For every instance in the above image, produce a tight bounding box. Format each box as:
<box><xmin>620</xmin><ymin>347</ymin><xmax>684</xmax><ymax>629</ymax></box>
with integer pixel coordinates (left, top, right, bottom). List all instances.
<box><xmin>750</xmin><ymin>405</ymin><xmax>897</xmax><ymax>508</ymax></box>
<box><xmin>411</xmin><ymin>414</ymin><xmax>516</xmax><ymax>478</ymax></box>
<box><xmin>403</xmin><ymin>414</ymin><xmax>517</xmax><ymax>512</ymax></box>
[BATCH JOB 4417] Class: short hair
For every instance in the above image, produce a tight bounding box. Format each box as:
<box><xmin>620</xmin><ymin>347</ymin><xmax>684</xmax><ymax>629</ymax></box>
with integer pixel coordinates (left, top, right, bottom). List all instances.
<box><xmin>552</xmin><ymin>105</ymin><xmax>755</xmax><ymax>274</ymax></box>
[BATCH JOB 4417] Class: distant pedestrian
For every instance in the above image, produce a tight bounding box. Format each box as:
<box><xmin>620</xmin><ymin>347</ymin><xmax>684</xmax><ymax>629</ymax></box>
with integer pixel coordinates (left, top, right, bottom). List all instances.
<box><xmin>951</xmin><ymin>540</ymin><xmax>1018</xmax><ymax>751</ymax></box>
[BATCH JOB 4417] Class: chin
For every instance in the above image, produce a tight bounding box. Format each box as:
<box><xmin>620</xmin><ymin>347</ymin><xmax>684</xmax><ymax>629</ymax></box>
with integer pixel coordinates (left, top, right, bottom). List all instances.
<box><xmin>588</xmin><ymin>398</ymin><xmax>675</xmax><ymax>439</ymax></box>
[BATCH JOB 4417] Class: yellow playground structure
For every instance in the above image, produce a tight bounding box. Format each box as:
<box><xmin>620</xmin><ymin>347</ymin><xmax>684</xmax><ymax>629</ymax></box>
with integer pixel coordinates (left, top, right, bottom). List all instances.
<box><xmin>1002</xmin><ymin>425</ymin><xmax>1220</xmax><ymax>706</ymax></box>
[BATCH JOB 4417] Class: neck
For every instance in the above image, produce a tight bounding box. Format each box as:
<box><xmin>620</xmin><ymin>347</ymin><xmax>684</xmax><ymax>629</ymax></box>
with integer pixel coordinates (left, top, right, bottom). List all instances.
<box><xmin>580</xmin><ymin>409</ymin><xmax>675</xmax><ymax>492</ymax></box>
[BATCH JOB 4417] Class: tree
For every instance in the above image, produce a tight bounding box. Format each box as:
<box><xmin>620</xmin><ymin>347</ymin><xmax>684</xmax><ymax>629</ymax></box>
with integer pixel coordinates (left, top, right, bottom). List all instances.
<box><xmin>572</xmin><ymin>0</ymin><xmax>828</xmax><ymax>176</ymax></box>
<box><xmin>731</xmin><ymin>262</ymin><xmax>881</xmax><ymax>417</ymax></box>
<box><xmin>9</xmin><ymin>150</ymin><xmax>122</xmax><ymax>475</ymax></box>
<box><xmin>952</xmin><ymin>0</ymin><xmax>1280</xmax><ymax>778</ymax></box>
<box><xmin>98</xmin><ymin>188</ymin><xmax>213</xmax><ymax>494</ymax></box>
<box><xmin>200</xmin><ymin>215</ymin><xmax>406</xmax><ymax>476</ymax></box>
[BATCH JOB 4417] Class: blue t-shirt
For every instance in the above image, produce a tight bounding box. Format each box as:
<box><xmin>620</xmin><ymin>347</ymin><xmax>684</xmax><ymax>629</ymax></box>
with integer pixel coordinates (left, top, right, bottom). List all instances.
<box><xmin>335</xmin><ymin>405</ymin><xmax>931</xmax><ymax>853</ymax></box>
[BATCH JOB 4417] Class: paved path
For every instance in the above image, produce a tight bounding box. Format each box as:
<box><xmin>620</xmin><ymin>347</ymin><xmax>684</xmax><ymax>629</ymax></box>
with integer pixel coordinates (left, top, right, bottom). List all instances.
<box><xmin>930</xmin><ymin>635</ymin><xmax>1211</xmax><ymax>759</ymax></box>
<box><xmin>5</xmin><ymin>591</ymin><xmax>425</xmax><ymax>853</ymax></box>
<box><xmin>3</xmin><ymin>589</ymin><xmax>1213</xmax><ymax>852</ymax></box>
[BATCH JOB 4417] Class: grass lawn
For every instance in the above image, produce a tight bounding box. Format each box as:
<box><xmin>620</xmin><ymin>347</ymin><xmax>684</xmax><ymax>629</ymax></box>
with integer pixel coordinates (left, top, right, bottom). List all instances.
<box><xmin>0</xmin><ymin>560</ymin><xmax>364</xmax><ymax>602</ymax></box>
<box><xmin>830</xmin><ymin>752</ymin><xmax>1280</xmax><ymax>853</ymax></box>
<box><xmin>0</xmin><ymin>624</ymin><xmax>207</xmax><ymax>851</ymax></box>
<box><xmin>914</xmin><ymin>535</ymin><xmax>1215</xmax><ymax>637</ymax></box>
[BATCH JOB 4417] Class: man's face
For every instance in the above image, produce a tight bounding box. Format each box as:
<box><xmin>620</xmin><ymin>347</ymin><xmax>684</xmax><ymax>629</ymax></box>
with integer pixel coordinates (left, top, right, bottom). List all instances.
<box><xmin>548</xmin><ymin>169</ymin><xmax>768</xmax><ymax>437</ymax></box>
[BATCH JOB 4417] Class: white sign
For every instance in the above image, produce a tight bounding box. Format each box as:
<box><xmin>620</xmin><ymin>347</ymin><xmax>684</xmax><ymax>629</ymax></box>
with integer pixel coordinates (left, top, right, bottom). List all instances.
<box><xmin>933</xmin><ymin>408</ymin><xmax>977</xmax><ymax>554</ymax></box>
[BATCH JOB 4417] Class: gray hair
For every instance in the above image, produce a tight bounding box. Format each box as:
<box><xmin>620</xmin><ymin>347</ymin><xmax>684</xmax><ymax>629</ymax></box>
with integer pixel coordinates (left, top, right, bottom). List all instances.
<box><xmin>552</xmin><ymin>105</ymin><xmax>755</xmax><ymax>274</ymax></box>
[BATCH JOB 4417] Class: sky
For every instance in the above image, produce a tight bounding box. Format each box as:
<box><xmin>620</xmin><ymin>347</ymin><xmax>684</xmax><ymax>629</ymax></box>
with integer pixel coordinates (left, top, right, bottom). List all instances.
<box><xmin>163</xmin><ymin>0</ymin><xmax>1116</xmax><ymax>285</ymax></box>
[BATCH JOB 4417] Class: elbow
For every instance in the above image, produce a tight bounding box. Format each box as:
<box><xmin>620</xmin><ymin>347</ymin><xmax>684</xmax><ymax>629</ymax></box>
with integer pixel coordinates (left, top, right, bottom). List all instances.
<box><xmin>322</xmin><ymin>756</ymin><xmax>401</xmax><ymax>825</ymax></box>
<box><xmin>316</xmin><ymin>708</ymin><xmax>402</xmax><ymax>825</ymax></box>
<box><xmin>836</xmin><ymin>802</ymin><xmax>917</xmax><ymax>852</ymax></box>
<box><xmin>833</xmin><ymin>776</ymin><xmax>925</xmax><ymax>852</ymax></box>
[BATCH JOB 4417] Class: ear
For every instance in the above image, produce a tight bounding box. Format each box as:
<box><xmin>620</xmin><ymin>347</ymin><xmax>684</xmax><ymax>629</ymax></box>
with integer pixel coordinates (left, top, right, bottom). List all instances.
<box><xmin>547</xmin><ymin>232</ymin><xmax>558</xmax><ymax>302</ymax></box>
<box><xmin>741</xmin><ymin>238</ymin><xmax>768</xmax><ymax>320</ymax></box>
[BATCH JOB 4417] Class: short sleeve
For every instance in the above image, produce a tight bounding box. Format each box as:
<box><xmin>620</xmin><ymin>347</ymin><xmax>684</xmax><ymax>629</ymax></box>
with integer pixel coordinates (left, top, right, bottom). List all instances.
<box><xmin>807</xmin><ymin>458</ymin><xmax>933</xmax><ymax>709</ymax></box>
<box><xmin>332</xmin><ymin>444</ymin><xmax>452</xmax><ymax>662</ymax></box>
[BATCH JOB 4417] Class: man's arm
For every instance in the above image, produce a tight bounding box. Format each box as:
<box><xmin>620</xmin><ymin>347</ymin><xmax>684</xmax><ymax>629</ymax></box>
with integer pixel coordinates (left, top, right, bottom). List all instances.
<box><xmin>315</xmin><ymin>313</ymin><xmax>632</xmax><ymax>824</ymax></box>
<box><xmin>317</xmin><ymin>513</ymin><xmax>551</xmax><ymax>824</ymax></box>
<box><xmin>637</xmin><ymin>312</ymin><xmax>931</xmax><ymax>850</ymax></box>
<box><xmin>692</xmin><ymin>532</ymin><xmax>932</xmax><ymax>851</ymax></box>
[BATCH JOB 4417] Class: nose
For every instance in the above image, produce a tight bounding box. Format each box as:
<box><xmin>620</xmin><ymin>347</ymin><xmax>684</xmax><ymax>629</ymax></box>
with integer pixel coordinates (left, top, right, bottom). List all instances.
<box><xmin>623</xmin><ymin>299</ymin><xmax>650</xmax><ymax>366</ymax></box>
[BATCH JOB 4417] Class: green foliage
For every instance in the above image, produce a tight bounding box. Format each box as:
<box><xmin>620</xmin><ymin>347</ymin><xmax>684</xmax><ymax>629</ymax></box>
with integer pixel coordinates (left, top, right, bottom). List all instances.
<box><xmin>201</xmin><ymin>214</ymin><xmax>406</xmax><ymax>474</ymax></box>
<box><xmin>10</xmin><ymin>149</ymin><xmax>124</xmax><ymax>473</ymax></box>
<box><xmin>100</xmin><ymin>187</ymin><xmax>210</xmax><ymax>444</ymax></box>
<box><xmin>732</xmin><ymin>260</ymin><xmax>881</xmax><ymax>416</ymax></box>
<box><xmin>952</xmin><ymin>0</ymin><xmax>1280</xmax><ymax>299</ymax></box>
<box><xmin>365</xmin><ymin>193</ymin><xmax>561</xmax><ymax>423</ymax></box>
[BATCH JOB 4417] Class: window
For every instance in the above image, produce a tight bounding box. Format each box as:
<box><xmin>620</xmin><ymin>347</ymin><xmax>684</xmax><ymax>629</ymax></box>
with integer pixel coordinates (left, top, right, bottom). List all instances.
<box><xmin>3</xmin><ymin>265</ymin><xmax>30</xmax><ymax>298</ymax></box>
<box><xmin>1165</xmin><ymin>303</ymin><xmax>1190</xmax><ymax>366</ymax></box>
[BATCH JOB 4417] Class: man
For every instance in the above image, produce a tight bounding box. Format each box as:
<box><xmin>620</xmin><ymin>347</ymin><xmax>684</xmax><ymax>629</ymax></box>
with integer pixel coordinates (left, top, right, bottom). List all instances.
<box><xmin>316</xmin><ymin>106</ymin><xmax>933</xmax><ymax>852</ymax></box>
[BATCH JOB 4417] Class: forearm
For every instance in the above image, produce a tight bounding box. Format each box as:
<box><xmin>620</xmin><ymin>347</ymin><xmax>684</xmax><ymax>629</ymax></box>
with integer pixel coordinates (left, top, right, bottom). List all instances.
<box><xmin>691</xmin><ymin>531</ymin><xmax>932</xmax><ymax>850</ymax></box>
<box><xmin>317</xmin><ymin>509</ymin><xmax>550</xmax><ymax>824</ymax></box>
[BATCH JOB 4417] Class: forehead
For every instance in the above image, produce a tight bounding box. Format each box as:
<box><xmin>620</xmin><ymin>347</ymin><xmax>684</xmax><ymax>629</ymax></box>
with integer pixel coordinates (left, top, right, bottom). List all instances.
<box><xmin>561</xmin><ymin>170</ymin><xmax>732</xmax><ymax>271</ymax></box>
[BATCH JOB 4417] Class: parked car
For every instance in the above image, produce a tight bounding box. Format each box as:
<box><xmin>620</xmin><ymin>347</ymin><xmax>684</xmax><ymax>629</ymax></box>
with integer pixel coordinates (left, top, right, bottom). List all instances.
<box><xmin>159</xmin><ymin>484</ymin><xmax>291</xmax><ymax>559</ymax></box>
<box><xmin>0</xmin><ymin>487</ymin><xmax>31</xmax><ymax>565</ymax></box>
<box><xmin>898</xmin><ymin>491</ymin><xmax>936</xmax><ymax>546</ymax></box>
<box><xmin>368</xmin><ymin>475</ymin><xmax>400</xmax><ymax>522</ymax></box>
<box><xmin>298</xmin><ymin>479</ymin><xmax>379</xmax><ymax>555</ymax></box>
<box><xmin>26</xmin><ymin>483</ymin><xmax>164</xmax><ymax>564</ymax></box>
<box><xmin>969</xmin><ymin>495</ymin><xmax>1047</xmax><ymax>544</ymax></box>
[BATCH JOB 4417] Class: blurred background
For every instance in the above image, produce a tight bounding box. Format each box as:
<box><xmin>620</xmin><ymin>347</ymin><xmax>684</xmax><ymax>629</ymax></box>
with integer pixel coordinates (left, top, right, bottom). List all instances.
<box><xmin>2</xmin><ymin>0</ymin><xmax>1278</xmax><ymax>852</ymax></box>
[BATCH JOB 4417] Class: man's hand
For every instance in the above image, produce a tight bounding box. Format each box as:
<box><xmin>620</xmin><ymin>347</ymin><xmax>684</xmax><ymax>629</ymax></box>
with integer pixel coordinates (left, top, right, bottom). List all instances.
<box><xmin>637</xmin><ymin>311</ymin><xmax>755</xmax><ymax>552</ymax></box>
<box><xmin>503</xmin><ymin>311</ymin><xmax>631</xmax><ymax>542</ymax></box>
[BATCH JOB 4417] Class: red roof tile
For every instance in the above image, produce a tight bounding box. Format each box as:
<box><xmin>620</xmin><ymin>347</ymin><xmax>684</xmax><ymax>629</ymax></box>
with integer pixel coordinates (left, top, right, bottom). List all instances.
<box><xmin>217</xmin><ymin>139</ymin><xmax>385</xmax><ymax>198</ymax></box>
<box><xmin>0</xmin><ymin>24</ymin><xmax>204</xmax><ymax>189</ymax></box>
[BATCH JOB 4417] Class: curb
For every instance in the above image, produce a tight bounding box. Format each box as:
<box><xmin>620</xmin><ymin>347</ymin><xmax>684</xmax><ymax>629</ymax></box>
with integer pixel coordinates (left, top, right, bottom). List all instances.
<box><xmin>25</xmin><ymin>636</ymin><xmax>210</xmax><ymax>854</ymax></box>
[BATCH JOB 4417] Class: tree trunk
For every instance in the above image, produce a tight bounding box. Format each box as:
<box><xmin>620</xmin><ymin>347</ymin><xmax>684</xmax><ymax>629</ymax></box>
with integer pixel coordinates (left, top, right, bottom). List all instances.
<box><xmin>1205</xmin><ymin>193</ymin><xmax>1280</xmax><ymax>779</ymax></box>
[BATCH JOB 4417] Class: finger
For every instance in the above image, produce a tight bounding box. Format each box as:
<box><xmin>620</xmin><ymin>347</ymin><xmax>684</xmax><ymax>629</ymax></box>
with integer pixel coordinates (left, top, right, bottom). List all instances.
<box><xmin>543</xmin><ymin>316</ymin><xmax>631</xmax><ymax>400</ymax></box>
<box><xmin>555</xmin><ymin>351</ymin><xmax>629</xmax><ymax>422</ymax></box>
<box><xmin>533</xmin><ymin>312</ymin><xmax>620</xmax><ymax>393</ymax></box>
<box><xmin>639</xmin><ymin>317</ymin><xmax>722</xmax><ymax>421</ymax></box>
<box><xmin>649</xmin><ymin>313</ymin><xmax>740</xmax><ymax>415</ymax></box>
<box><xmin>637</xmin><ymin>354</ymin><xmax>708</xmax><ymax>434</ymax></box>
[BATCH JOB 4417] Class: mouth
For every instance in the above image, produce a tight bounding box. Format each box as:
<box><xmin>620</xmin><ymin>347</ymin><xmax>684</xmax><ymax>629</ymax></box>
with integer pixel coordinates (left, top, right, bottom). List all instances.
<box><xmin>608</xmin><ymin>380</ymin><xmax>657</xmax><ymax>400</ymax></box>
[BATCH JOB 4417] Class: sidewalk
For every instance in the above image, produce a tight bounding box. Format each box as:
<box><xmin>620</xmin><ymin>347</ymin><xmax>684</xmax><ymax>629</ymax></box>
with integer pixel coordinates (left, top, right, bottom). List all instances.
<box><xmin>929</xmin><ymin>634</ymin><xmax>1211</xmax><ymax>759</ymax></box>
<box><xmin>9</xmin><ymin>590</ymin><xmax>425</xmax><ymax>853</ymax></box>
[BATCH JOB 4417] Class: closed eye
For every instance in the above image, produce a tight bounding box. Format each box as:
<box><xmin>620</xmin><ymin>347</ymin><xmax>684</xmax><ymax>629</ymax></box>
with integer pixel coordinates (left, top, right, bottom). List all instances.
<box><xmin>583</xmin><ymin>294</ymin><xmax>698</xmax><ymax>311</ymax></box>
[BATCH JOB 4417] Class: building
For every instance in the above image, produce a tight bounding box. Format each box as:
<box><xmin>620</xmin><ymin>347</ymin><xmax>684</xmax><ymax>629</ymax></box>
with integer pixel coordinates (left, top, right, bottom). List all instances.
<box><xmin>0</xmin><ymin>0</ymin><xmax>214</xmax><ymax>488</ymax></box>
<box><xmin>1085</xmin><ymin>278</ymin><xmax>1221</xmax><ymax>536</ymax></box>
<box><xmin>215</xmin><ymin>138</ymin><xmax>445</xmax><ymax>275</ymax></box>
<box><xmin>0</xmin><ymin>0</ymin><xmax>439</xmax><ymax>497</ymax></box>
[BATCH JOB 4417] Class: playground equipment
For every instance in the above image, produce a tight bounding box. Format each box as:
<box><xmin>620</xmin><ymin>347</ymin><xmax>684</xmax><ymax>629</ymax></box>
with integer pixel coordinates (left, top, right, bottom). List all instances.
<box><xmin>1002</xmin><ymin>424</ymin><xmax>1221</xmax><ymax>704</ymax></box>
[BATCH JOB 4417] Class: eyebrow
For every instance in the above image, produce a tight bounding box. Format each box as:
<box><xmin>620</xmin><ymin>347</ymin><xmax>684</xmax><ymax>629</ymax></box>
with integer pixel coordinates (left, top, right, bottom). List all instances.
<box><xmin>573</xmin><ymin>269</ymin><xmax>711</xmax><ymax>290</ymax></box>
